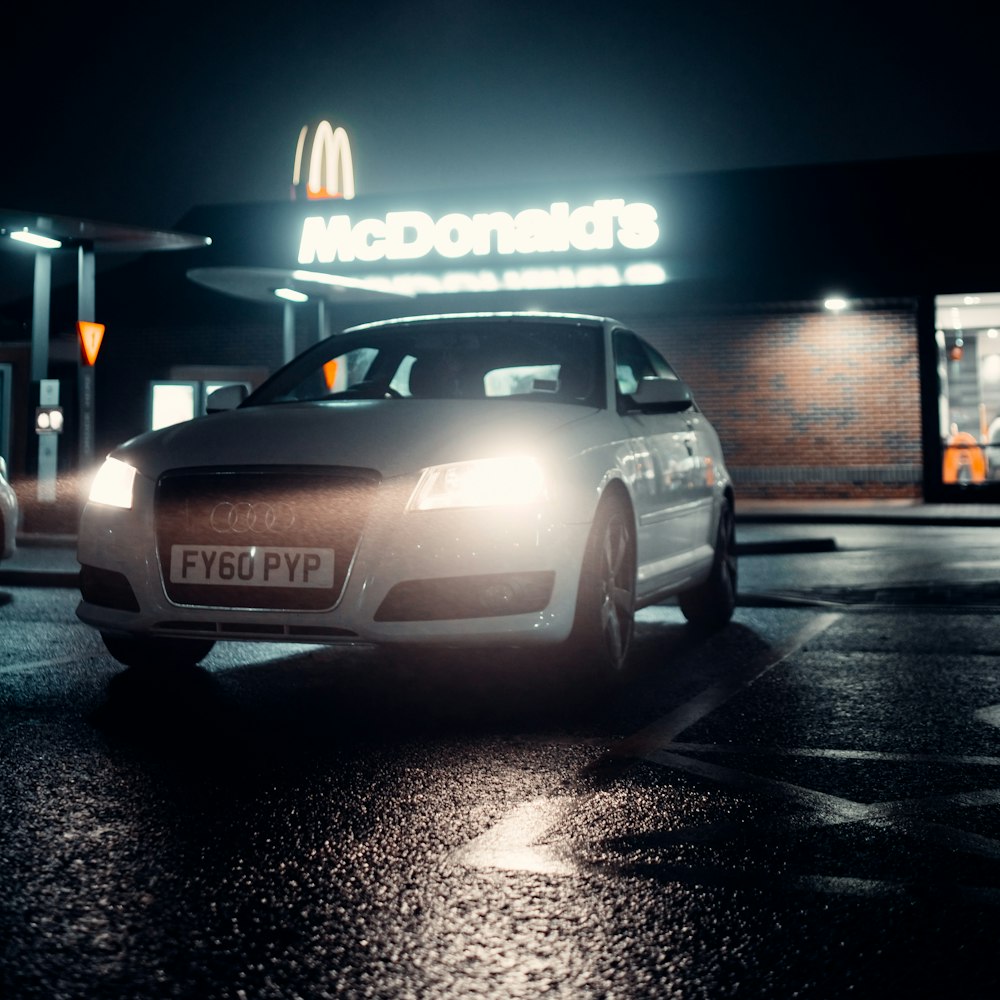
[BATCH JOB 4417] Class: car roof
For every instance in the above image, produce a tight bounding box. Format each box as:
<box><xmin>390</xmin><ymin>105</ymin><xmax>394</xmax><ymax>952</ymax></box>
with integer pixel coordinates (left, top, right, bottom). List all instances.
<box><xmin>342</xmin><ymin>311</ymin><xmax>619</xmax><ymax>335</ymax></box>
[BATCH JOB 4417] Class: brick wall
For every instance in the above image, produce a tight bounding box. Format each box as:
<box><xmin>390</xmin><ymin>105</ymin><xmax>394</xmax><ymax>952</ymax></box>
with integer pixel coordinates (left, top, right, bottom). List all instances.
<box><xmin>92</xmin><ymin>303</ymin><xmax>925</xmax><ymax>501</ymax></box>
<box><xmin>636</xmin><ymin>304</ymin><xmax>923</xmax><ymax>499</ymax></box>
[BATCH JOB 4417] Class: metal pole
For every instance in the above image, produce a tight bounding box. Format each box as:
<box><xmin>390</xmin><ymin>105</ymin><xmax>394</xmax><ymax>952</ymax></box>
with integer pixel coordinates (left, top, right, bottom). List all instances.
<box><xmin>317</xmin><ymin>298</ymin><xmax>328</xmax><ymax>341</ymax></box>
<box><xmin>36</xmin><ymin>379</ymin><xmax>59</xmax><ymax>502</ymax></box>
<box><xmin>31</xmin><ymin>237</ymin><xmax>56</xmax><ymax>500</ymax></box>
<box><xmin>283</xmin><ymin>302</ymin><xmax>296</xmax><ymax>364</ymax></box>
<box><xmin>30</xmin><ymin>251</ymin><xmax>51</xmax><ymax>382</ymax></box>
<box><xmin>77</xmin><ymin>243</ymin><xmax>97</xmax><ymax>465</ymax></box>
<box><xmin>77</xmin><ymin>243</ymin><xmax>95</xmax><ymax>321</ymax></box>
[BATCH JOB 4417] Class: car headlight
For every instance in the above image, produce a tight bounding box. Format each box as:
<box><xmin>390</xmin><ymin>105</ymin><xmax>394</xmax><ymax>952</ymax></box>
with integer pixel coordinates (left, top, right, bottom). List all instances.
<box><xmin>88</xmin><ymin>457</ymin><xmax>138</xmax><ymax>510</ymax></box>
<box><xmin>407</xmin><ymin>456</ymin><xmax>546</xmax><ymax>511</ymax></box>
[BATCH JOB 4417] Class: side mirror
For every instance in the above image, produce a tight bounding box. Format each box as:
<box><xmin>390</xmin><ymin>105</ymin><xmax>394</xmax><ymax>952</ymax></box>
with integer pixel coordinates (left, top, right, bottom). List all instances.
<box><xmin>206</xmin><ymin>384</ymin><xmax>249</xmax><ymax>413</ymax></box>
<box><xmin>624</xmin><ymin>377</ymin><xmax>693</xmax><ymax>413</ymax></box>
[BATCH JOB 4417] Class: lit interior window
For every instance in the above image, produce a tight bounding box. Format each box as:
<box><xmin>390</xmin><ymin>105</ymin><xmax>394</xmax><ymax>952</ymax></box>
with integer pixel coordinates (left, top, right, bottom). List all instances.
<box><xmin>151</xmin><ymin>384</ymin><xmax>196</xmax><ymax>430</ymax></box>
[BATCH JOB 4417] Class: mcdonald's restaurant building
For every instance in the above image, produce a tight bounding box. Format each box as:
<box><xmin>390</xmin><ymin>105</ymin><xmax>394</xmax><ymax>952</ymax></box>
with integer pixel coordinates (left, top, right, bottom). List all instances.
<box><xmin>4</xmin><ymin>140</ymin><xmax>1000</xmax><ymax>506</ymax></box>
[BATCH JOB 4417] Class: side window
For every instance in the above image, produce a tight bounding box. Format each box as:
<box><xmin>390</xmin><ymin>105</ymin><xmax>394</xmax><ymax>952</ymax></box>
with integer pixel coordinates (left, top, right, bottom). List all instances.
<box><xmin>612</xmin><ymin>330</ymin><xmax>682</xmax><ymax>399</ymax></box>
<box><xmin>615</xmin><ymin>363</ymin><xmax>639</xmax><ymax>396</ymax></box>
<box><xmin>613</xmin><ymin>330</ymin><xmax>658</xmax><ymax>396</ymax></box>
<box><xmin>321</xmin><ymin>347</ymin><xmax>378</xmax><ymax>395</ymax></box>
<box><xmin>641</xmin><ymin>340</ymin><xmax>680</xmax><ymax>381</ymax></box>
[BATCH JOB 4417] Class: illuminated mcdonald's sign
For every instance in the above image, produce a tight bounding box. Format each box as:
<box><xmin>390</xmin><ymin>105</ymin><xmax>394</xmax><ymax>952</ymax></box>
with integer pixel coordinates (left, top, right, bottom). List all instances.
<box><xmin>298</xmin><ymin>198</ymin><xmax>659</xmax><ymax>265</ymax></box>
<box><xmin>291</xmin><ymin>120</ymin><xmax>356</xmax><ymax>201</ymax></box>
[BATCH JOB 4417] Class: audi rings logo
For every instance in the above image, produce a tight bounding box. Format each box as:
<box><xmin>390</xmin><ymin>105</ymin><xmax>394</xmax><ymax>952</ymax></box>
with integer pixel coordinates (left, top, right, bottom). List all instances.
<box><xmin>210</xmin><ymin>501</ymin><xmax>296</xmax><ymax>534</ymax></box>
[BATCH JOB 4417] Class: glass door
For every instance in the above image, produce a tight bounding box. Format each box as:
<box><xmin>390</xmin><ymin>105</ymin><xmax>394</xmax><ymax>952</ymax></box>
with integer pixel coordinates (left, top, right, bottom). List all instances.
<box><xmin>935</xmin><ymin>293</ymin><xmax>1000</xmax><ymax>488</ymax></box>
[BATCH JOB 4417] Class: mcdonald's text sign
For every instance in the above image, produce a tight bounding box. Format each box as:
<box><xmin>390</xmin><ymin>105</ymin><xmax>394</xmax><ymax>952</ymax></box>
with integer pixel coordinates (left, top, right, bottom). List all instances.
<box><xmin>298</xmin><ymin>198</ymin><xmax>659</xmax><ymax>265</ymax></box>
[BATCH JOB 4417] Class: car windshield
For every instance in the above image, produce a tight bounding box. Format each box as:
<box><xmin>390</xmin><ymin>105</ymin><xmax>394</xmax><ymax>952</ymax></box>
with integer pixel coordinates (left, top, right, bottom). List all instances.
<box><xmin>244</xmin><ymin>318</ymin><xmax>606</xmax><ymax>408</ymax></box>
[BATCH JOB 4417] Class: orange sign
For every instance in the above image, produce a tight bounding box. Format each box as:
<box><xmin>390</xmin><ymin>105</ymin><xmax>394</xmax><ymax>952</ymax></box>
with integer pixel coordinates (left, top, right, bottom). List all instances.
<box><xmin>77</xmin><ymin>321</ymin><xmax>105</xmax><ymax>366</ymax></box>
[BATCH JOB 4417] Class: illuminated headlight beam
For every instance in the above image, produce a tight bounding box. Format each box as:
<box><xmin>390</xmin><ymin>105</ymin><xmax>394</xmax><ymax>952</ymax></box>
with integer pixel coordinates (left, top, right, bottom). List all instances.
<box><xmin>88</xmin><ymin>457</ymin><xmax>138</xmax><ymax>509</ymax></box>
<box><xmin>407</xmin><ymin>457</ymin><xmax>546</xmax><ymax>511</ymax></box>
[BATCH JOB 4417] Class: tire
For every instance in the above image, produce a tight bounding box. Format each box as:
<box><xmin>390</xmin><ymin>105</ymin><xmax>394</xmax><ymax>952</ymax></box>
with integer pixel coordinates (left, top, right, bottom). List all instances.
<box><xmin>562</xmin><ymin>492</ymin><xmax>636</xmax><ymax>684</ymax></box>
<box><xmin>101</xmin><ymin>632</ymin><xmax>215</xmax><ymax>669</ymax></box>
<box><xmin>679</xmin><ymin>497</ymin><xmax>737</xmax><ymax>630</ymax></box>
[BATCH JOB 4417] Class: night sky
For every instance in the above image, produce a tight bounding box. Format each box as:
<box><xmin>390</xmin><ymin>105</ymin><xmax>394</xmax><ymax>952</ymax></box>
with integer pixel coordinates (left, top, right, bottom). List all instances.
<box><xmin>2</xmin><ymin>0</ymin><xmax>997</xmax><ymax>303</ymax></box>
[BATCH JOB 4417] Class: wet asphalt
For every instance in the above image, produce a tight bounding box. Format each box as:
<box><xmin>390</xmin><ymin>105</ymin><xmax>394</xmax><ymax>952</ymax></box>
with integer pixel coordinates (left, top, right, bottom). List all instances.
<box><xmin>2</xmin><ymin>520</ymin><xmax>1000</xmax><ymax>998</ymax></box>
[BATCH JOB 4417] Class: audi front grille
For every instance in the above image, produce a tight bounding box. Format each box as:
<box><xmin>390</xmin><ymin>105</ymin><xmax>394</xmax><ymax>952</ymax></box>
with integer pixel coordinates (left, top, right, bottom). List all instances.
<box><xmin>155</xmin><ymin>467</ymin><xmax>380</xmax><ymax>611</ymax></box>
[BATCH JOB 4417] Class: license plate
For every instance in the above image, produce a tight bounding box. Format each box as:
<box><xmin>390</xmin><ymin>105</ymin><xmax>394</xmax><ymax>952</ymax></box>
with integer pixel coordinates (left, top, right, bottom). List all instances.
<box><xmin>169</xmin><ymin>545</ymin><xmax>335</xmax><ymax>588</ymax></box>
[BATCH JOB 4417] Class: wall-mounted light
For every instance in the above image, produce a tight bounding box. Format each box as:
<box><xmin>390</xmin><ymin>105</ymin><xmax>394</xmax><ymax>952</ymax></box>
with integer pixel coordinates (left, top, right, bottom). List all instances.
<box><xmin>274</xmin><ymin>287</ymin><xmax>308</xmax><ymax>303</ymax></box>
<box><xmin>823</xmin><ymin>296</ymin><xmax>849</xmax><ymax>312</ymax></box>
<box><xmin>9</xmin><ymin>228</ymin><xmax>62</xmax><ymax>250</ymax></box>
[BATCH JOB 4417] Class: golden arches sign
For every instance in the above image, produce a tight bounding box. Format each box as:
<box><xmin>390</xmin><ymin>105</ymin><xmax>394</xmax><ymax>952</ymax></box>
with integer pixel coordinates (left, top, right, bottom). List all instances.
<box><xmin>292</xmin><ymin>121</ymin><xmax>356</xmax><ymax>201</ymax></box>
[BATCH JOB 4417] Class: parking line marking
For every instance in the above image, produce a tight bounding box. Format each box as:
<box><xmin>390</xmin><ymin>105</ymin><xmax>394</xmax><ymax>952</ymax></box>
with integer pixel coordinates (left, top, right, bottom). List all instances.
<box><xmin>460</xmin><ymin>612</ymin><xmax>842</xmax><ymax>877</ymax></box>
<box><xmin>648</xmin><ymin>748</ymin><xmax>874</xmax><ymax>822</ymax></box>
<box><xmin>666</xmin><ymin>743</ymin><xmax>1000</xmax><ymax>767</ymax></box>
<box><xmin>608</xmin><ymin>611</ymin><xmax>842</xmax><ymax>761</ymax></box>
<box><xmin>462</xmin><ymin>610</ymin><xmax>1000</xmax><ymax>895</ymax></box>
<box><xmin>644</xmin><ymin>751</ymin><xmax>1000</xmax><ymax>867</ymax></box>
<box><xmin>454</xmin><ymin>795</ymin><xmax>579</xmax><ymax>875</ymax></box>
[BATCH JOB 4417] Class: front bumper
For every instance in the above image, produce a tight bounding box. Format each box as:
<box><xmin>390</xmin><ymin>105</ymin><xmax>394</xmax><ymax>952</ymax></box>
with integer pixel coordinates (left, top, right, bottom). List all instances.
<box><xmin>76</xmin><ymin>479</ymin><xmax>590</xmax><ymax>648</ymax></box>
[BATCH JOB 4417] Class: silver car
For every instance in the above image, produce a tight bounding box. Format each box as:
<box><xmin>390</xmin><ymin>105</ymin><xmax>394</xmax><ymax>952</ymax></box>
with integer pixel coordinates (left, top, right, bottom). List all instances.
<box><xmin>76</xmin><ymin>312</ymin><xmax>737</xmax><ymax>685</ymax></box>
<box><xmin>0</xmin><ymin>456</ymin><xmax>17</xmax><ymax>561</ymax></box>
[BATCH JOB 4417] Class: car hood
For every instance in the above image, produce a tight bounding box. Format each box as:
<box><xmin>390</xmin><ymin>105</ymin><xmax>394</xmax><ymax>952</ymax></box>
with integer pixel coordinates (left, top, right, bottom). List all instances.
<box><xmin>114</xmin><ymin>399</ymin><xmax>599</xmax><ymax>480</ymax></box>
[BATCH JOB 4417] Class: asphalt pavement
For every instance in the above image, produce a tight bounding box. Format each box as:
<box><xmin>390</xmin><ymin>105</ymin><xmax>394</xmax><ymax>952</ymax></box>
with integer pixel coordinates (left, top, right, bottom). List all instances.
<box><xmin>3</xmin><ymin>497</ymin><xmax>1000</xmax><ymax>589</ymax></box>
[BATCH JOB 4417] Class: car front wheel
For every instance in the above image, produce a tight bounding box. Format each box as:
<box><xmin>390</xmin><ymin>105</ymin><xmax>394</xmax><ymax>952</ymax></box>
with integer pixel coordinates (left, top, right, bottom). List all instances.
<box><xmin>679</xmin><ymin>497</ymin><xmax>737</xmax><ymax>630</ymax></box>
<box><xmin>562</xmin><ymin>492</ymin><xmax>636</xmax><ymax>685</ymax></box>
<box><xmin>101</xmin><ymin>632</ymin><xmax>216</xmax><ymax>669</ymax></box>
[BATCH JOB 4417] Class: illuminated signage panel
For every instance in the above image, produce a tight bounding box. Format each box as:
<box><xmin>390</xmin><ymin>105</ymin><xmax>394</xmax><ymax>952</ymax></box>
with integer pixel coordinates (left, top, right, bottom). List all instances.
<box><xmin>281</xmin><ymin>122</ymin><xmax>668</xmax><ymax>292</ymax></box>
<box><xmin>292</xmin><ymin>120</ymin><xmax>356</xmax><ymax>200</ymax></box>
<box><xmin>316</xmin><ymin>262</ymin><xmax>669</xmax><ymax>296</ymax></box>
<box><xmin>298</xmin><ymin>198</ymin><xmax>659</xmax><ymax>266</ymax></box>
<box><xmin>77</xmin><ymin>321</ymin><xmax>106</xmax><ymax>366</ymax></box>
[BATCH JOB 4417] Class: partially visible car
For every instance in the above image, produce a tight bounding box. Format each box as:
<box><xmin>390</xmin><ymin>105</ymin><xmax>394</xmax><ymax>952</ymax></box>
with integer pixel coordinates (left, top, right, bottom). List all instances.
<box><xmin>986</xmin><ymin>417</ymin><xmax>1000</xmax><ymax>481</ymax></box>
<box><xmin>76</xmin><ymin>312</ymin><xmax>737</xmax><ymax>686</ymax></box>
<box><xmin>0</xmin><ymin>456</ymin><xmax>18</xmax><ymax>561</ymax></box>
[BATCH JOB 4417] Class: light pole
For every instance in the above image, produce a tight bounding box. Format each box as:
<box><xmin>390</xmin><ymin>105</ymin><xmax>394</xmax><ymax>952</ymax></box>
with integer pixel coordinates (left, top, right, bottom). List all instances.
<box><xmin>77</xmin><ymin>241</ymin><xmax>97</xmax><ymax>465</ymax></box>
<box><xmin>1</xmin><ymin>209</ymin><xmax>212</xmax><ymax>513</ymax></box>
<box><xmin>10</xmin><ymin>223</ymin><xmax>63</xmax><ymax>501</ymax></box>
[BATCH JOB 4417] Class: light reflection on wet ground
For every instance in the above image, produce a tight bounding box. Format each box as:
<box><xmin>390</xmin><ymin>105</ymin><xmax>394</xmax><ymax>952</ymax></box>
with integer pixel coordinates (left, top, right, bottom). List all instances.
<box><xmin>5</xmin><ymin>523</ymin><xmax>1000</xmax><ymax>996</ymax></box>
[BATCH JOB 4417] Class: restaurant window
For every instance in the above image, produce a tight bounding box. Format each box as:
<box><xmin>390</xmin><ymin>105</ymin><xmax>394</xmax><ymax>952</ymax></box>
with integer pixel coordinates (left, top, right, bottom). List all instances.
<box><xmin>149</xmin><ymin>380</ymin><xmax>251</xmax><ymax>430</ymax></box>
<box><xmin>936</xmin><ymin>292</ymin><xmax>1000</xmax><ymax>487</ymax></box>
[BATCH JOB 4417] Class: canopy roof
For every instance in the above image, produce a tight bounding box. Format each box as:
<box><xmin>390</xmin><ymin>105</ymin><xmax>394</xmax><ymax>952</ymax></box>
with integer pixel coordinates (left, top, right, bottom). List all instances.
<box><xmin>0</xmin><ymin>209</ymin><xmax>211</xmax><ymax>253</ymax></box>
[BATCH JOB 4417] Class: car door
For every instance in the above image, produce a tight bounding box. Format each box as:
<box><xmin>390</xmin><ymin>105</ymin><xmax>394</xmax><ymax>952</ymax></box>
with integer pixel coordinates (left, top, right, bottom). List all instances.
<box><xmin>612</xmin><ymin>329</ymin><xmax>714</xmax><ymax>593</ymax></box>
